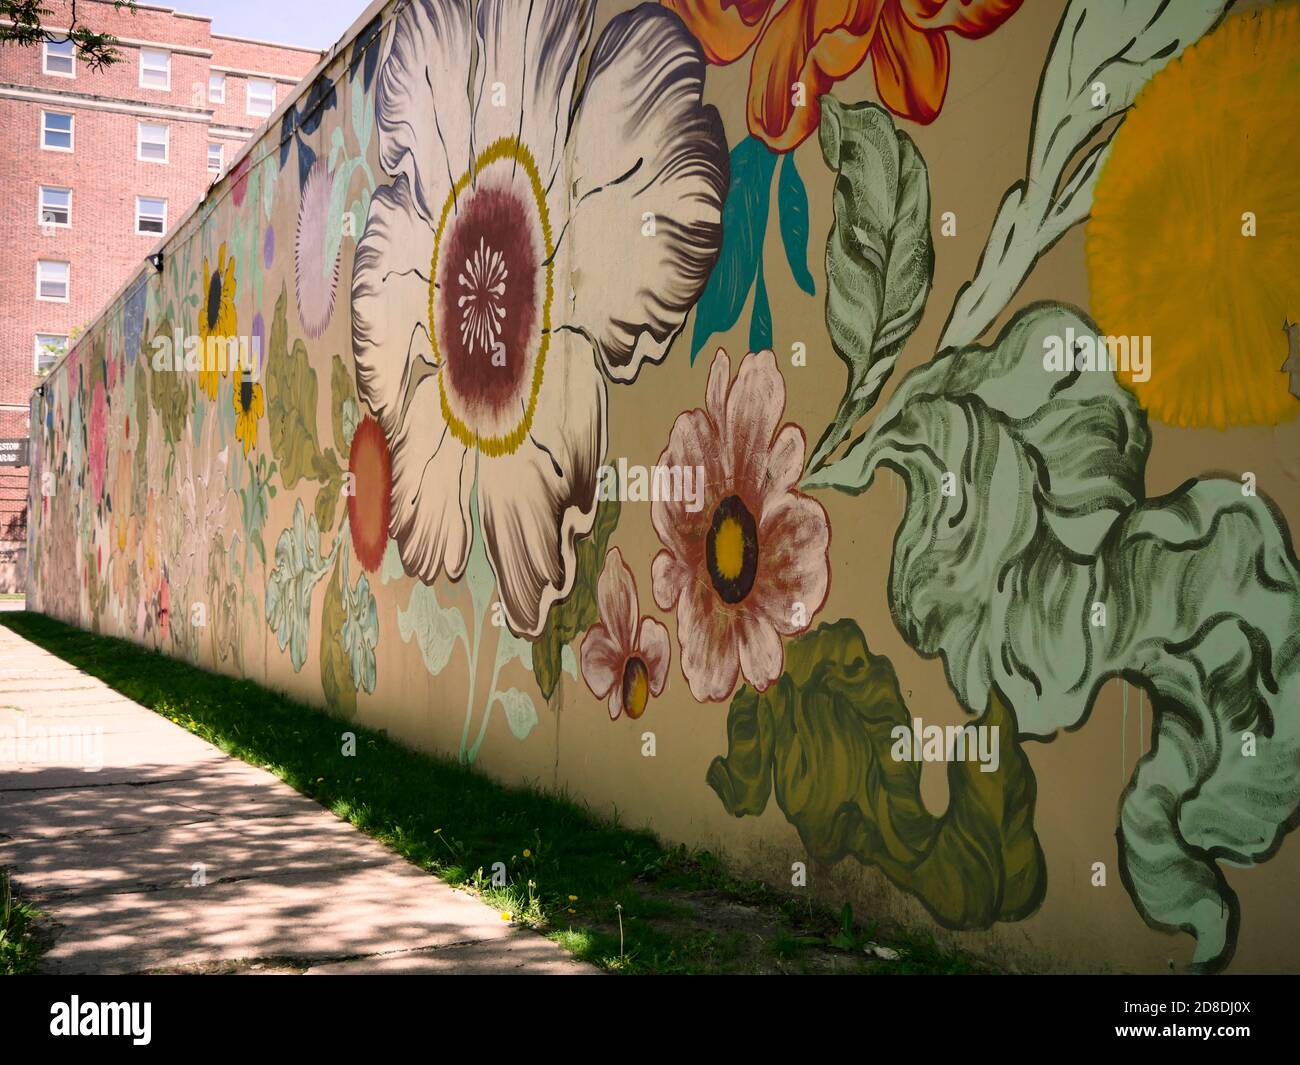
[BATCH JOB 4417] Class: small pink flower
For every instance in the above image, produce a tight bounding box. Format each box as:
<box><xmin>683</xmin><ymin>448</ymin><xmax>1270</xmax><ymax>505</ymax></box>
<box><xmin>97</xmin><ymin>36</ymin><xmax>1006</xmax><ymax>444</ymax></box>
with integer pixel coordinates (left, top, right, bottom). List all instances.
<box><xmin>651</xmin><ymin>348</ymin><xmax>830</xmax><ymax>702</ymax></box>
<box><xmin>158</xmin><ymin>572</ymin><xmax>171</xmax><ymax>641</ymax></box>
<box><xmin>580</xmin><ymin>548</ymin><xmax>670</xmax><ymax>721</ymax></box>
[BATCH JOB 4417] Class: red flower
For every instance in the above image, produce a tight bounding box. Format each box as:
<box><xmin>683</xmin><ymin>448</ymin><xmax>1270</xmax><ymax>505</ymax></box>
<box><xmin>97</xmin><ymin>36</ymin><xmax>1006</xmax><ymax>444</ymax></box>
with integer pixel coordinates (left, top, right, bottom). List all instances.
<box><xmin>348</xmin><ymin>414</ymin><xmax>393</xmax><ymax>572</ymax></box>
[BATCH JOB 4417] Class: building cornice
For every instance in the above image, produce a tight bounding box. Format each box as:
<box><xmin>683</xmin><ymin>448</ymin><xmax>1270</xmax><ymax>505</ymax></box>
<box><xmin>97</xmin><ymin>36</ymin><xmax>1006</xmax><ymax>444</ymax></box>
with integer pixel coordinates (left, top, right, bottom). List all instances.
<box><xmin>0</xmin><ymin>83</ymin><xmax>212</xmax><ymax>122</ymax></box>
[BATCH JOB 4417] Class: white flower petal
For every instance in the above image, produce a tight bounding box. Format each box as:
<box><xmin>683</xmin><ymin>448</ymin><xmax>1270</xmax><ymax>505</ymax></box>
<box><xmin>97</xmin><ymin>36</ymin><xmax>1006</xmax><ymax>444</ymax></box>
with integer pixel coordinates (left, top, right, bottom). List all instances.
<box><xmin>389</xmin><ymin>380</ymin><xmax>474</xmax><ymax>584</ymax></box>
<box><xmin>561</xmin><ymin>5</ymin><xmax>727</xmax><ymax>381</ymax></box>
<box><xmin>477</xmin><ymin>329</ymin><xmax>605</xmax><ymax>636</ymax></box>
<box><xmin>377</xmin><ymin>0</ymin><xmax>473</xmax><ymax>222</ymax></box>
<box><xmin>351</xmin><ymin>175</ymin><xmax>436</xmax><ymax>438</ymax></box>
<box><xmin>472</xmin><ymin>0</ymin><xmax>594</xmax><ymax>192</ymax></box>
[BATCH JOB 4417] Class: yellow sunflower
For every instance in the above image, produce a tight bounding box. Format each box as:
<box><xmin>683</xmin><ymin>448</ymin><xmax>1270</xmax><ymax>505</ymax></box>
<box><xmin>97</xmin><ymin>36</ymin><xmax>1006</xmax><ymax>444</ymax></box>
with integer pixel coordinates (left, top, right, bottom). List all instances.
<box><xmin>232</xmin><ymin>371</ymin><xmax>264</xmax><ymax>456</ymax></box>
<box><xmin>197</xmin><ymin>242</ymin><xmax>238</xmax><ymax>401</ymax></box>
<box><xmin>1087</xmin><ymin>5</ymin><xmax>1300</xmax><ymax>429</ymax></box>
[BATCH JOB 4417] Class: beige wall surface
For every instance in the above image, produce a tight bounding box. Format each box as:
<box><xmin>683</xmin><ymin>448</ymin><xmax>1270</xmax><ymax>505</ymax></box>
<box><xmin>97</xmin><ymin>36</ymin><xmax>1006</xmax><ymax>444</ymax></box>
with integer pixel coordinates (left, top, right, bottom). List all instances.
<box><xmin>26</xmin><ymin>0</ymin><xmax>1300</xmax><ymax>973</ymax></box>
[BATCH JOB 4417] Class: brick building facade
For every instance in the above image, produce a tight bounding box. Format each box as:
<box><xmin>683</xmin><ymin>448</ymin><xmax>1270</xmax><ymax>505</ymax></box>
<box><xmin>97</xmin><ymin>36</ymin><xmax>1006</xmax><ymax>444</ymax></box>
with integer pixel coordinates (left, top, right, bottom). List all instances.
<box><xmin>0</xmin><ymin>0</ymin><xmax>320</xmax><ymax>591</ymax></box>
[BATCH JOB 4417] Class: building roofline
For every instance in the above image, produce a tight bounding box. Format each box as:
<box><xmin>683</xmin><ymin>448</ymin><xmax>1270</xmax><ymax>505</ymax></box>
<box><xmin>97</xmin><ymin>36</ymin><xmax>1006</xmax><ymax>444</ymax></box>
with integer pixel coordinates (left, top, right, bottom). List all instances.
<box><xmin>210</xmin><ymin>32</ymin><xmax>325</xmax><ymax>55</ymax></box>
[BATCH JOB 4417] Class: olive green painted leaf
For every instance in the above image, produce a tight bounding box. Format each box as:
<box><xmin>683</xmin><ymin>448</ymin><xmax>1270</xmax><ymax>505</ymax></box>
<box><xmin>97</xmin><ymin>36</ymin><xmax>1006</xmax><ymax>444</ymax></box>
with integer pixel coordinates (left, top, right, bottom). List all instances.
<box><xmin>320</xmin><ymin>559</ymin><xmax>357</xmax><ymax>719</ymax></box>
<box><xmin>330</xmin><ymin>355</ymin><xmax>356</xmax><ymax>461</ymax></box>
<box><xmin>265</xmin><ymin>284</ymin><xmax>329</xmax><ymax>489</ymax></box>
<box><xmin>147</xmin><ymin>317</ymin><xmax>191</xmax><ymax>447</ymax></box>
<box><xmin>708</xmin><ymin>618</ymin><xmax>1046</xmax><ymax>930</ymax></box>
<box><xmin>314</xmin><ymin>456</ymin><xmax>344</xmax><ymax>530</ymax></box>
<box><xmin>807</xmin><ymin>98</ymin><xmax>933</xmax><ymax>474</ymax></box>
<box><xmin>532</xmin><ymin>495</ymin><xmax>620</xmax><ymax>701</ymax></box>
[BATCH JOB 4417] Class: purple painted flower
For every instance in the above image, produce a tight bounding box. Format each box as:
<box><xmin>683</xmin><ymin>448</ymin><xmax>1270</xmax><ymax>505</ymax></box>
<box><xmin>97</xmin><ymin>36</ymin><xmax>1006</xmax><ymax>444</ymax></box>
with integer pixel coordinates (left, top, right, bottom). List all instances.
<box><xmin>251</xmin><ymin>312</ymin><xmax>266</xmax><ymax>377</ymax></box>
<box><xmin>263</xmin><ymin>225</ymin><xmax>275</xmax><ymax>269</ymax></box>
<box><xmin>294</xmin><ymin>159</ymin><xmax>339</xmax><ymax>339</ymax></box>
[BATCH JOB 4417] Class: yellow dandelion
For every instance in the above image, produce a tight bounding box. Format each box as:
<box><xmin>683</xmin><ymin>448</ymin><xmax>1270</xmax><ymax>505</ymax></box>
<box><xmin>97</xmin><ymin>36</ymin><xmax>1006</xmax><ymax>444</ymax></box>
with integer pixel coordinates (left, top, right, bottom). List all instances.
<box><xmin>522</xmin><ymin>848</ymin><xmax>531</xmax><ymax>858</ymax></box>
<box><xmin>232</xmin><ymin>371</ymin><xmax>264</xmax><ymax>456</ymax></box>
<box><xmin>1087</xmin><ymin>5</ymin><xmax>1300</xmax><ymax>429</ymax></box>
<box><xmin>197</xmin><ymin>243</ymin><xmax>238</xmax><ymax>401</ymax></box>
<box><xmin>500</xmin><ymin>911</ymin><xmax>511</xmax><ymax>921</ymax></box>
<box><xmin>568</xmin><ymin>895</ymin><xmax>578</xmax><ymax>902</ymax></box>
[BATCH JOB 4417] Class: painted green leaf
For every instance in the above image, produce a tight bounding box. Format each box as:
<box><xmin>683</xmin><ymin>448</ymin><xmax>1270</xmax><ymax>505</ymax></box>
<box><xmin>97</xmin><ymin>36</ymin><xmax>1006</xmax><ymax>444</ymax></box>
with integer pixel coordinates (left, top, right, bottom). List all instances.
<box><xmin>147</xmin><ymin>317</ymin><xmax>191</xmax><ymax>447</ymax></box>
<box><xmin>805</xmin><ymin>301</ymin><xmax>1300</xmax><ymax>971</ymax></box>
<box><xmin>777</xmin><ymin>152</ymin><xmax>815</xmax><ymax>296</ymax></box>
<box><xmin>749</xmin><ymin>260</ymin><xmax>772</xmax><ymax>352</ymax></box>
<box><xmin>808</xmin><ymin>98</ymin><xmax>933</xmax><ymax>473</ymax></box>
<box><xmin>320</xmin><ymin>559</ymin><xmax>357</xmax><ymax>719</ymax></box>
<box><xmin>709</xmin><ymin>618</ymin><xmax>1046</xmax><ymax>930</ymax></box>
<box><xmin>497</xmin><ymin>688</ymin><xmax>538</xmax><ymax>741</ymax></box>
<box><xmin>341</xmin><ymin>562</ymin><xmax>379</xmax><ymax>696</ymax></box>
<box><xmin>532</xmin><ymin>495</ymin><xmax>620</xmax><ymax>701</ymax></box>
<box><xmin>940</xmin><ymin>0</ymin><xmax>1231</xmax><ymax>350</ymax></box>
<box><xmin>398</xmin><ymin>580</ymin><xmax>468</xmax><ymax>676</ymax></box>
<box><xmin>265</xmin><ymin>284</ymin><xmax>330</xmax><ymax>489</ymax></box>
<box><xmin>690</xmin><ymin>136</ymin><xmax>777</xmax><ymax>363</ymax></box>
<box><xmin>265</xmin><ymin>499</ymin><xmax>332</xmax><ymax>673</ymax></box>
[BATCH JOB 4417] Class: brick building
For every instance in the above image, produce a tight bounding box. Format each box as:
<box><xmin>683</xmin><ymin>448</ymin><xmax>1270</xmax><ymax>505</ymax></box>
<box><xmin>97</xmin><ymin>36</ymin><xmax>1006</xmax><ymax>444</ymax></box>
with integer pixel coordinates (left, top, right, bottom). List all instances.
<box><xmin>0</xmin><ymin>0</ymin><xmax>321</xmax><ymax>590</ymax></box>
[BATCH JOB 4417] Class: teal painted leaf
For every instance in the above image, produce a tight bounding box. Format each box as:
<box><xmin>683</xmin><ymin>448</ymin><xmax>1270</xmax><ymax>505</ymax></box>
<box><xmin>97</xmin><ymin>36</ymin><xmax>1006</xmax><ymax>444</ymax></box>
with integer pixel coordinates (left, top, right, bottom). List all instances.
<box><xmin>265</xmin><ymin>499</ymin><xmax>332</xmax><ymax>673</ymax></box>
<box><xmin>690</xmin><ymin>136</ymin><xmax>777</xmax><ymax>363</ymax></box>
<box><xmin>807</xmin><ymin>98</ymin><xmax>933</xmax><ymax>473</ymax></box>
<box><xmin>398</xmin><ymin>580</ymin><xmax>468</xmax><ymax>676</ymax></box>
<box><xmin>749</xmin><ymin>260</ymin><xmax>772</xmax><ymax>352</ymax></box>
<box><xmin>777</xmin><ymin>152</ymin><xmax>815</xmax><ymax>296</ymax></box>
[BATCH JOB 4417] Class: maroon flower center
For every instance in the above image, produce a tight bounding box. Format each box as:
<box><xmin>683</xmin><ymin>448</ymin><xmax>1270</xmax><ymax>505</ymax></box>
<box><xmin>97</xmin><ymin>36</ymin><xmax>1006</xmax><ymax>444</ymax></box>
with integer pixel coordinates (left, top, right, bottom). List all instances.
<box><xmin>435</xmin><ymin>180</ymin><xmax>539</xmax><ymax>422</ymax></box>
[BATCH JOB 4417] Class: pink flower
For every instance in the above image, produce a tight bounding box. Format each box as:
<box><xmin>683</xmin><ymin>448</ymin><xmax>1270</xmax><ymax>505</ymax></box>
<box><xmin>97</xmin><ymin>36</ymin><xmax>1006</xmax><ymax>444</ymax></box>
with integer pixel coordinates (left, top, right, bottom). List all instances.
<box><xmin>580</xmin><ymin>548</ymin><xmax>670</xmax><ymax>721</ymax></box>
<box><xmin>88</xmin><ymin>381</ymin><xmax>108</xmax><ymax>505</ymax></box>
<box><xmin>652</xmin><ymin>348</ymin><xmax>830</xmax><ymax>702</ymax></box>
<box><xmin>158</xmin><ymin>571</ymin><xmax>171</xmax><ymax>641</ymax></box>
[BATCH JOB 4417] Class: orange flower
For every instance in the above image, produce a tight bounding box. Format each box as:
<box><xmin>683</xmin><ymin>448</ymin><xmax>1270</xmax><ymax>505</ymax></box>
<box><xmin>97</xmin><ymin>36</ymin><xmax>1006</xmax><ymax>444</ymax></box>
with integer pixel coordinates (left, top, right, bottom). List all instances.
<box><xmin>663</xmin><ymin>0</ymin><xmax>1022</xmax><ymax>150</ymax></box>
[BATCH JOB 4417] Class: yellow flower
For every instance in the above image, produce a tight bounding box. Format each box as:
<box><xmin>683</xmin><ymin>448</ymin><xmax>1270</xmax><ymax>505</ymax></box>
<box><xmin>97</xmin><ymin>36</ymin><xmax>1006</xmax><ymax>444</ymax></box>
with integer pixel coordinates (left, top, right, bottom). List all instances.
<box><xmin>522</xmin><ymin>849</ymin><xmax>531</xmax><ymax>858</ymax></box>
<box><xmin>500</xmin><ymin>911</ymin><xmax>511</xmax><ymax>921</ymax></box>
<box><xmin>232</xmin><ymin>372</ymin><xmax>264</xmax><ymax>456</ymax></box>
<box><xmin>568</xmin><ymin>895</ymin><xmax>578</xmax><ymax>902</ymax></box>
<box><xmin>1087</xmin><ymin>6</ymin><xmax>1300</xmax><ymax>429</ymax></box>
<box><xmin>197</xmin><ymin>243</ymin><xmax>238</xmax><ymax>401</ymax></box>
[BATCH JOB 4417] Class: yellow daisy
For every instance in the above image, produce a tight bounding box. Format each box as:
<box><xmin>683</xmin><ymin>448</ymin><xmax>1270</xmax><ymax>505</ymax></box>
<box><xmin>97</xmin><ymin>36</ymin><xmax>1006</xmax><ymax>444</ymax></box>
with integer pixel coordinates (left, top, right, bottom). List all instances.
<box><xmin>1087</xmin><ymin>5</ymin><xmax>1300</xmax><ymax>429</ymax></box>
<box><xmin>233</xmin><ymin>371</ymin><xmax>264</xmax><ymax>456</ymax></box>
<box><xmin>197</xmin><ymin>243</ymin><xmax>238</xmax><ymax>401</ymax></box>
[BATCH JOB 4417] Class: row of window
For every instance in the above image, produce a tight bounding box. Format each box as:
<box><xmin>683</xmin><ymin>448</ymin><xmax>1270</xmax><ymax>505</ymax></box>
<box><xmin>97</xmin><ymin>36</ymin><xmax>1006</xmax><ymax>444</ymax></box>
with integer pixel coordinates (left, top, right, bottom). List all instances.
<box><xmin>41</xmin><ymin>40</ymin><xmax>278</xmax><ymax>116</ymax></box>
<box><xmin>37</xmin><ymin>188</ymin><xmax>167</xmax><ymax>234</ymax></box>
<box><xmin>40</xmin><ymin>110</ymin><xmax>229</xmax><ymax>171</ymax></box>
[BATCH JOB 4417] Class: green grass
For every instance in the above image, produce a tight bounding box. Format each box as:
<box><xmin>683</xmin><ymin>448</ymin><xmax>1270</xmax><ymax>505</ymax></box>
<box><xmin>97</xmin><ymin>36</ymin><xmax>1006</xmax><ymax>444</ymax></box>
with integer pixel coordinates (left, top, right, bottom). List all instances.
<box><xmin>0</xmin><ymin>611</ymin><xmax>993</xmax><ymax>975</ymax></box>
<box><xmin>1</xmin><ymin>868</ymin><xmax>43</xmax><ymax>975</ymax></box>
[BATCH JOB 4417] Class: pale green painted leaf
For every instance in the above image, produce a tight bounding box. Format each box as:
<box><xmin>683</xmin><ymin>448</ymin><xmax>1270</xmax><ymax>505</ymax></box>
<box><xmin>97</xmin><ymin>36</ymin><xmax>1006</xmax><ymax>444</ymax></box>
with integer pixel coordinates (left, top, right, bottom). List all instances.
<box><xmin>398</xmin><ymin>581</ymin><xmax>468</xmax><ymax>676</ymax></box>
<box><xmin>808</xmin><ymin>98</ymin><xmax>932</xmax><ymax>473</ymax></box>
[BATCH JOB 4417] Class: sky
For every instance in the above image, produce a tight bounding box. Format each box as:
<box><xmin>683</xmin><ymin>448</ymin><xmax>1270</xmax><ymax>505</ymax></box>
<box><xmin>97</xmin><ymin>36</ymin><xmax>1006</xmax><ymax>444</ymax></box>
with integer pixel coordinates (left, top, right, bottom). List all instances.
<box><xmin>161</xmin><ymin>0</ymin><xmax>367</xmax><ymax>52</ymax></box>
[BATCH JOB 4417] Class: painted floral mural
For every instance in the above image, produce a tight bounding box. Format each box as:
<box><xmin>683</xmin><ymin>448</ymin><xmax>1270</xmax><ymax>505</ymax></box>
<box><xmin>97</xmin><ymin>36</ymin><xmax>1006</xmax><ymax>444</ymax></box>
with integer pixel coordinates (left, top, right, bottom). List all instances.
<box><xmin>25</xmin><ymin>0</ymin><xmax>1300</xmax><ymax>975</ymax></box>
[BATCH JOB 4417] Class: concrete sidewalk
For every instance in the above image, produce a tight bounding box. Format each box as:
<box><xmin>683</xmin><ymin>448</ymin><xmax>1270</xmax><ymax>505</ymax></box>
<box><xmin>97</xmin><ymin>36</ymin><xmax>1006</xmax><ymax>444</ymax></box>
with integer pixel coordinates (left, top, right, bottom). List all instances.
<box><xmin>0</xmin><ymin>619</ymin><xmax>594</xmax><ymax>975</ymax></box>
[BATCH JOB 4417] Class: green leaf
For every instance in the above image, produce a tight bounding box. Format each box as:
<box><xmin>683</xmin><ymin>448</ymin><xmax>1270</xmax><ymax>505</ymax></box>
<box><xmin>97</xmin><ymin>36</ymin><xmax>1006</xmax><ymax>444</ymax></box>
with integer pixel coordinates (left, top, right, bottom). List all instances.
<box><xmin>690</xmin><ymin>136</ymin><xmax>778</xmax><ymax>363</ymax></box>
<box><xmin>532</xmin><ymin>495</ymin><xmax>620</xmax><ymax>701</ymax></box>
<box><xmin>748</xmin><ymin>259</ymin><xmax>772</xmax><ymax>352</ymax></box>
<box><xmin>805</xmin><ymin>301</ymin><xmax>1300</xmax><ymax>970</ymax></box>
<box><xmin>807</xmin><ymin>98</ymin><xmax>933</xmax><ymax>473</ymax></box>
<box><xmin>265</xmin><ymin>284</ymin><xmax>329</xmax><ymax>488</ymax></box>
<box><xmin>146</xmin><ymin>317</ymin><xmax>192</xmax><ymax>447</ymax></box>
<box><xmin>265</xmin><ymin>499</ymin><xmax>332</xmax><ymax>673</ymax></box>
<box><xmin>708</xmin><ymin>618</ymin><xmax>1046</xmax><ymax>930</ymax></box>
<box><xmin>497</xmin><ymin>687</ymin><xmax>538</xmax><ymax>741</ymax></box>
<box><xmin>777</xmin><ymin>152</ymin><xmax>815</xmax><ymax>296</ymax></box>
<box><xmin>320</xmin><ymin>560</ymin><xmax>357</xmax><ymax>718</ymax></box>
<box><xmin>398</xmin><ymin>581</ymin><xmax>468</xmax><ymax>676</ymax></box>
<box><xmin>940</xmin><ymin>0</ymin><xmax>1231</xmax><ymax>350</ymax></box>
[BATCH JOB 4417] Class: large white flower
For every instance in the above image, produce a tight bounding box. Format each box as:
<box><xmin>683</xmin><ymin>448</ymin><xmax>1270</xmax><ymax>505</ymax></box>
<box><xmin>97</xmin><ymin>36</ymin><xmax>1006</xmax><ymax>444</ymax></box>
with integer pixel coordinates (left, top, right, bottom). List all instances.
<box><xmin>351</xmin><ymin>0</ymin><xmax>727</xmax><ymax>636</ymax></box>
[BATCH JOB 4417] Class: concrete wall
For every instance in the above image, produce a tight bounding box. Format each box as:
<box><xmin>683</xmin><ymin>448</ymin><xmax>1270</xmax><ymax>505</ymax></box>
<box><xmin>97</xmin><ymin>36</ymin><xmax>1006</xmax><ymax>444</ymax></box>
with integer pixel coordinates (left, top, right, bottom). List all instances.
<box><xmin>25</xmin><ymin>0</ymin><xmax>1300</xmax><ymax>973</ymax></box>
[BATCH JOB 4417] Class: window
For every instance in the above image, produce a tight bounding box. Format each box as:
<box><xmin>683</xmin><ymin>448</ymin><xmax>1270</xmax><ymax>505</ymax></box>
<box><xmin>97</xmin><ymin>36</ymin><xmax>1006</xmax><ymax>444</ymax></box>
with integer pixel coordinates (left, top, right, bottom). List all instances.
<box><xmin>41</xmin><ymin>110</ymin><xmax>73</xmax><ymax>151</ymax></box>
<box><xmin>207</xmin><ymin>141</ymin><xmax>224</xmax><ymax>173</ymax></box>
<box><xmin>43</xmin><ymin>39</ymin><xmax>75</xmax><ymax>77</ymax></box>
<box><xmin>137</xmin><ymin>121</ymin><xmax>169</xmax><ymax>163</ymax></box>
<box><xmin>208</xmin><ymin>73</ymin><xmax>225</xmax><ymax>103</ymax></box>
<box><xmin>39</xmin><ymin>186</ymin><xmax>71</xmax><ymax>228</ymax></box>
<box><xmin>246</xmin><ymin>78</ymin><xmax>274</xmax><ymax>117</ymax></box>
<box><xmin>34</xmin><ymin>334</ymin><xmax>68</xmax><ymax>374</ymax></box>
<box><xmin>36</xmin><ymin>261</ymin><xmax>69</xmax><ymax>301</ymax></box>
<box><xmin>139</xmin><ymin>48</ymin><xmax>171</xmax><ymax>90</ymax></box>
<box><xmin>136</xmin><ymin>196</ymin><xmax>167</xmax><ymax>235</ymax></box>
